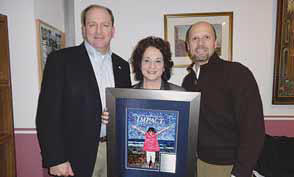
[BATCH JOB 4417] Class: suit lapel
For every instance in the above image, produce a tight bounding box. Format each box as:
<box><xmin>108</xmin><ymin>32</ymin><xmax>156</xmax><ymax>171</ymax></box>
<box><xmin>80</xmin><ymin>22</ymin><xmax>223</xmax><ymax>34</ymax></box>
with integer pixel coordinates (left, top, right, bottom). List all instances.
<box><xmin>79</xmin><ymin>44</ymin><xmax>100</xmax><ymax>96</ymax></box>
<box><xmin>112</xmin><ymin>54</ymin><xmax>122</xmax><ymax>88</ymax></box>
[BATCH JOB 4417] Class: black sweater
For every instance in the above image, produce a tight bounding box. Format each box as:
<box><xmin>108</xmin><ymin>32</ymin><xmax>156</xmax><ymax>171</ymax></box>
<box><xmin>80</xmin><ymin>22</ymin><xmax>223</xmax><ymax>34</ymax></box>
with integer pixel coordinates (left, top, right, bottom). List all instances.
<box><xmin>182</xmin><ymin>53</ymin><xmax>265</xmax><ymax>177</ymax></box>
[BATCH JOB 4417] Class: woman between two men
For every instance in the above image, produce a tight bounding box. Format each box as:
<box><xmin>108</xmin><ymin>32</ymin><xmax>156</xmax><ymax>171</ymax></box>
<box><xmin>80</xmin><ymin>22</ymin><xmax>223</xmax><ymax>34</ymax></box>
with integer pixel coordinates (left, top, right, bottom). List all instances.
<box><xmin>101</xmin><ymin>36</ymin><xmax>185</xmax><ymax>124</ymax></box>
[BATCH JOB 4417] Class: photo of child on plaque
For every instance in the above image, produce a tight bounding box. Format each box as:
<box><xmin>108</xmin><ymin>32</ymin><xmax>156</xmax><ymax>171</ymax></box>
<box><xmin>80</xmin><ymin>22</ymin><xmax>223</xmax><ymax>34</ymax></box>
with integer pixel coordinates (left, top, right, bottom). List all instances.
<box><xmin>126</xmin><ymin>108</ymin><xmax>178</xmax><ymax>173</ymax></box>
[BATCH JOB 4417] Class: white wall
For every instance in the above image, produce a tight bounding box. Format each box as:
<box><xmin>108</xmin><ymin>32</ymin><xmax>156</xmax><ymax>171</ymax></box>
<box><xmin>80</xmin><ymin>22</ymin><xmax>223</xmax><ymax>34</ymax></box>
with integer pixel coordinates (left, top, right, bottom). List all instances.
<box><xmin>0</xmin><ymin>0</ymin><xmax>39</xmax><ymax>128</ymax></box>
<box><xmin>34</xmin><ymin>0</ymin><xmax>65</xmax><ymax>32</ymax></box>
<box><xmin>0</xmin><ymin>0</ymin><xmax>65</xmax><ymax>128</ymax></box>
<box><xmin>64</xmin><ymin>0</ymin><xmax>76</xmax><ymax>47</ymax></box>
<box><xmin>0</xmin><ymin>0</ymin><xmax>293</xmax><ymax>130</ymax></box>
<box><xmin>73</xmin><ymin>0</ymin><xmax>294</xmax><ymax>116</ymax></box>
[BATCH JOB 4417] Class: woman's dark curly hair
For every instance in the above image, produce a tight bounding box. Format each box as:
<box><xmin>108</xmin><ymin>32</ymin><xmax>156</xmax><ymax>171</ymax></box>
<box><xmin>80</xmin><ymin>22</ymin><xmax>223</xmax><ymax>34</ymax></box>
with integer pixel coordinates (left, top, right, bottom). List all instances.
<box><xmin>130</xmin><ymin>36</ymin><xmax>174</xmax><ymax>81</ymax></box>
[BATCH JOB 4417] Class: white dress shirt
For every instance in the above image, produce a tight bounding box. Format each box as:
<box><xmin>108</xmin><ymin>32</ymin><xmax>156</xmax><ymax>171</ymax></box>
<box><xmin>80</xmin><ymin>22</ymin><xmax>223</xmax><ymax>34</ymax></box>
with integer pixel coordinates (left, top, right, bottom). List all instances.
<box><xmin>192</xmin><ymin>64</ymin><xmax>200</xmax><ymax>79</ymax></box>
<box><xmin>84</xmin><ymin>41</ymin><xmax>114</xmax><ymax>137</ymax></box>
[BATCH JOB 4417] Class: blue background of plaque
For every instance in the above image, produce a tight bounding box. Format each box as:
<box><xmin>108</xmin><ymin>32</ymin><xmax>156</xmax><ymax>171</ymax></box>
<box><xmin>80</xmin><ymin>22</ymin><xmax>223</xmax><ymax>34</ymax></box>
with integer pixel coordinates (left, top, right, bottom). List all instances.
<box><xmin>126</xmin><ymin>108</ymin><xmax>178</xmax><ymax>169</ymax></box>
<box><xmin>116</xmin><ymin>98</ymin><xmax>190</xmax><ymax>177</ymax></box>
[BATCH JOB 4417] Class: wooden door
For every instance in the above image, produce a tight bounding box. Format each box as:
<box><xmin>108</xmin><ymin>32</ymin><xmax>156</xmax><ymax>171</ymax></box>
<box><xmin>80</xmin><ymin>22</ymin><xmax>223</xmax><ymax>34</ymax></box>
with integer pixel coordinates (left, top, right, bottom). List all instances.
<box><xmin>0</xmin><ymin>14</ymin><xmax>16</xmax><ymax>177</ymax></box>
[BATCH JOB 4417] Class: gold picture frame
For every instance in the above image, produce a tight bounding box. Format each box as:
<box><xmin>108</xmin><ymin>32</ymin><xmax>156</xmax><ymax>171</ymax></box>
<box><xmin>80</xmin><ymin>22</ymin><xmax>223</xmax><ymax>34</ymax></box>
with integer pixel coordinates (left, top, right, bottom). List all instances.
<box><xmin>164</xmin><ymin>12</ymin><xmax>233</xmax><ymax>68</ymax></box>
<box><xmin>272</xmin><ymin>0</ymin><xmax>294</xmax><ymax>104</ymax></box>
<box><xmin>36</xmin><ymin>19</ymin><xmax>65</xmax><ymax>85</ymax></box>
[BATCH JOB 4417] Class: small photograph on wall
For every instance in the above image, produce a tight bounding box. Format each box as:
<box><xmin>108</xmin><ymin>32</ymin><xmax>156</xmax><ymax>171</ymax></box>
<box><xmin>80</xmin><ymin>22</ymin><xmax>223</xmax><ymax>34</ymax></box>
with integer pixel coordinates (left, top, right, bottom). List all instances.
<box><xmin>36</xmin><ymin>19</ymin><xmax>65</xmax><ymax>85</ymax></box>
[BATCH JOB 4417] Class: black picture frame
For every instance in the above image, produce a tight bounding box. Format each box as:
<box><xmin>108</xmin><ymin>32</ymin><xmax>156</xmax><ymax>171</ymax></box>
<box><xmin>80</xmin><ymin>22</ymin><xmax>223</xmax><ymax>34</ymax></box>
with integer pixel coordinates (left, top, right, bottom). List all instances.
<box><xmin>106</xmin><ymin>88</ymin><xmax>200</xmax><ymax>177</ymax></box>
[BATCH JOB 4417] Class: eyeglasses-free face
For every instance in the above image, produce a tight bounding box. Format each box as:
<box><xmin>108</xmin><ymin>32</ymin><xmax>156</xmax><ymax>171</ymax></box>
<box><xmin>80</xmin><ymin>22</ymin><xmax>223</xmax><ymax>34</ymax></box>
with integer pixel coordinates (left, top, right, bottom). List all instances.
<box><xmin>141</xmin><ymin>47</ymin><xmax>165</xmax><ymax>83</ymax></box>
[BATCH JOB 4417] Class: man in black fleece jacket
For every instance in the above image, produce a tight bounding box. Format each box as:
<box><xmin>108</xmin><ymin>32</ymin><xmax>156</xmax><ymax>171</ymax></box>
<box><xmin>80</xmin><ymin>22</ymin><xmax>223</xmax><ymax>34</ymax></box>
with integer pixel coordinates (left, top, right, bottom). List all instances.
<box><xmin>182</xmin><ymin>21</ymin><xmax>265</xmax><ymax>177</ymax></box>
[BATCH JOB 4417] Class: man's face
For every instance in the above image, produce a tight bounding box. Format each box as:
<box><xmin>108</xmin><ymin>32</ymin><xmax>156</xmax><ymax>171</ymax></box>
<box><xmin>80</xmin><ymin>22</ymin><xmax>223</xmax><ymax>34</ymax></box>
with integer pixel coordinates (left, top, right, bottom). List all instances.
<box><xmin>82</xmin><ymin>7</ymin><xmax>115</xmax><ymax>54</ymax></box>
<box><xmin>187</xmin><ymin>23</ymin><xmax>217</xmax><ymax>64</ymax></box>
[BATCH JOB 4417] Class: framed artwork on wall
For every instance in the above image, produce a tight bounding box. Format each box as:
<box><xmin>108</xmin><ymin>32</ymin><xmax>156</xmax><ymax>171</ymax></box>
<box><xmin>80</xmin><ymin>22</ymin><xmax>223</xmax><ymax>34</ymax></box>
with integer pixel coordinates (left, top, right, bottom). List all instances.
<box><xmin>272</xmin><ymin>0</ymin><xmax>294</xmax><ymax>104</ymax></box>
<box><xmin>36</xmin><ymin>19</ymin><xmax>65</xmax><ymax>85</ymax></box>
<box><xmin>164</xmin><ymin>12</ymin><xmax>233</xmax><ymax>68</ymax></box>
<box><xmin>106</xmin><ymin>88</ymin><xmax>201</xmax><ymax>177</ymax></box>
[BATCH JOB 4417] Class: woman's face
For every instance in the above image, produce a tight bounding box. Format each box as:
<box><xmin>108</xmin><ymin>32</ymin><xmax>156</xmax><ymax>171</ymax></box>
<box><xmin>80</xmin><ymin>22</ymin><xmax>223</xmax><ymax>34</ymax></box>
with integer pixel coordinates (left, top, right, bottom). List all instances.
<box><xmin>141</xmin><ymin>47</ymin><xmax>164</xmax><ymax>82</ymax></box>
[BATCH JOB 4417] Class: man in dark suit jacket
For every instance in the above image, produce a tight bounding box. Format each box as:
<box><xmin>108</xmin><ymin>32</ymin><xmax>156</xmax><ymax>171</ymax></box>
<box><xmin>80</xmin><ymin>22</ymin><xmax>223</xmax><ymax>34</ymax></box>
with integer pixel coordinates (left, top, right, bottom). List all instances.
<box><xmin>36</xmin><ymin>4</ymin><xmax>131</xmax><ymax>177</ymax></box>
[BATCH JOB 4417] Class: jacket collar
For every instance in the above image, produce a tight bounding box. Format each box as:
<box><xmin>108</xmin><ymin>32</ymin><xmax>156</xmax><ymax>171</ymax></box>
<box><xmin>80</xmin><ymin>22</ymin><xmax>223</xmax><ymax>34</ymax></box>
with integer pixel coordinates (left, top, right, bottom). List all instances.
<box><xmin>111</xmin><ymin>53</ymin><xmax>123</xmax><ymax>87</ymax></box>
<box><xmin>186</xmin><ymin>52</ymin><xmax>221</xmax><ymax>72</ymax></box>
<box><xmin>204</xmin><ymin>52</ymin><xmax>221</xmax><ymax>65</ymax></box>
<box><xmin>134</xmin><ymin>80</ymin><xmax>168</xmax><ymax>90</ymax></box>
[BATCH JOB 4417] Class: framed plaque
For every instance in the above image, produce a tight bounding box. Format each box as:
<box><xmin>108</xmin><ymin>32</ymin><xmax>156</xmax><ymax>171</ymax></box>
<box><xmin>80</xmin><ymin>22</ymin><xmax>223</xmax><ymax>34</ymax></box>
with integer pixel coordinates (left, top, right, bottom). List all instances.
<box><xmin>106</xmin><ymin>88</ymin><xmax>200</xmax><ymax>177</ymax></box>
